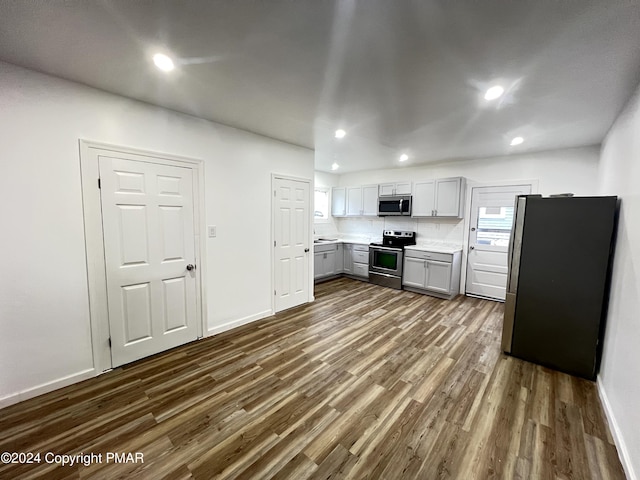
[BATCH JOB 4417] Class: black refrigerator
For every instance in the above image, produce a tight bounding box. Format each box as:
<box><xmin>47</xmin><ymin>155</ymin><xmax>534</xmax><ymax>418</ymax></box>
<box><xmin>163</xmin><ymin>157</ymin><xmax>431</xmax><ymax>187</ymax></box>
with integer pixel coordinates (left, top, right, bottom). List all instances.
<box><xmin>501</xmin><ymin>195</ymin><xmax>618</xmax><ymax>380</ymax></box>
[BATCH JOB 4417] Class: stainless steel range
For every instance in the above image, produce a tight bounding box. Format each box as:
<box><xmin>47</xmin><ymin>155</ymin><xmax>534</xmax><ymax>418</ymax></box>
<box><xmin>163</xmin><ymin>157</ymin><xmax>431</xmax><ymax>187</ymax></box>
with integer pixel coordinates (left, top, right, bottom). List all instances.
<box><xmin>369</xmin><ymin>230</ymin><xmax>416</xmax><ymax>290</ymax></box>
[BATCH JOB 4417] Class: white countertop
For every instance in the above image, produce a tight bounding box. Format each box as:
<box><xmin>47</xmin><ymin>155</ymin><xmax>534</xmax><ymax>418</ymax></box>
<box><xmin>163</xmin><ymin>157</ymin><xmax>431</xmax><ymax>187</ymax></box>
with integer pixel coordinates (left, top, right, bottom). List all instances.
<box><xmin>313</xmin><ymin>235</ymin><xmax>380</xmax><ymax>246</ymax></box>
<box><xmin>405</xmin><ymin>243</ymin><xmax>463</xmax><ymax>254</ymax></box>
<box><xmin>314</xmin><ymin>237</ymin><xmax>462</xmax><ymax>253</ymax></box>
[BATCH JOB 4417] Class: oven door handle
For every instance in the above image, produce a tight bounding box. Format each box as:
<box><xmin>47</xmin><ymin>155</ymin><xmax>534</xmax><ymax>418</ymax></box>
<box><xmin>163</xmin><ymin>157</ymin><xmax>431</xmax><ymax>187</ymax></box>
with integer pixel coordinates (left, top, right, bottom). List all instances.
<box><xmin>370</xmin><ymin>245</ymin><xmax>403</xmax><ymax>252</ymax></box>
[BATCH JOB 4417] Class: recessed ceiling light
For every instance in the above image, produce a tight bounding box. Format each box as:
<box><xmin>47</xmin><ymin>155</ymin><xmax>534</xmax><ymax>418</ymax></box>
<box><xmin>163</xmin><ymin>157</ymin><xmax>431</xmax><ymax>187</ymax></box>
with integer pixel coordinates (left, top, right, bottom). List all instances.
<box><xmin>484</xmin><ymin>85</ymin><xmax>504</xmax><ymax>100</ymax></box>
<box><xmin>334</xmin><ymin>129</ymin><xmax>346</xmax><ymax>139</ymax></box>
<box><xmin>153</xmin><ymin>53</ymin><xmax>175</xmax><ymax>72</ymax></box>
<box><xmin>399</xmin><ymin>154</ymin><xmax>409</xmax><ymax>162</ymax></box>
<box><xmin>510</xmin><ymin>136</ymin><xmax>524</xmax><ymax>146</ymax></box>
<box><xmin>331</xmin><ymin>163</ymin><xmax>339</xmax><ymax>171</ymax></box>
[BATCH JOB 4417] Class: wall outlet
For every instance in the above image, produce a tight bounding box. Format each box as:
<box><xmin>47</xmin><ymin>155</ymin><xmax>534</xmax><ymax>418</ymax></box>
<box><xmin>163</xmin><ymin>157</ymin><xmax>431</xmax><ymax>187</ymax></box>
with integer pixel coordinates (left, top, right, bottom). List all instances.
<box><xmin>208</xmin><ymin>225</ymin><xmax>216</xmax><ymax>238</ymax></box>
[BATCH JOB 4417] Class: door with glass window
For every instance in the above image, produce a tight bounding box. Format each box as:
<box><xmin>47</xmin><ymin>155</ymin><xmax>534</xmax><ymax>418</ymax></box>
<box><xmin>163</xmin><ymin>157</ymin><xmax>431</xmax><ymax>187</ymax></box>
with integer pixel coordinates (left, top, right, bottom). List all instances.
<box><xmin>466</xmin><ymin>185</ymin><xmax>531</xmax><ymax>300</ymax></box>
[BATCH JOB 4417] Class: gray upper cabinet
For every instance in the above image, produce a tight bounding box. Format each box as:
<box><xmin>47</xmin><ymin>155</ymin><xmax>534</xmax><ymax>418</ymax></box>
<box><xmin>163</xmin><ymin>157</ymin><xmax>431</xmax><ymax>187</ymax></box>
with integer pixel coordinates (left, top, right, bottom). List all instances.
<box><xmin>412</xmin><ymin>180</ymin><xmax>436</xmax><ymax>216</ymax></box>
<box><xmin>362</xmin><ymin>185</ymin><xmax>378</xmax><ymax>216</ymax></box>
<box><xmin>379</xmin><ymin>182</ymin><xmax>411</xmax><ymax>196</ymax></box>
<box><xmin>346</xmin><ymin>186</ymin><xmax>362</xmax><ymax>216</ymax></box>
<box><xmin>331</xmin><ymin>187</ymin><xmax>346</xmax><ymax>217</ymax></box>
<box><xmin>346</xmin><ymin>185</ymin><xmax>378</xmax><ymax>216</ymax></box>
<box><xmin>412</xmin><ymin>177</ymin><xmax>466</xmax><ymax>218</ymax></box>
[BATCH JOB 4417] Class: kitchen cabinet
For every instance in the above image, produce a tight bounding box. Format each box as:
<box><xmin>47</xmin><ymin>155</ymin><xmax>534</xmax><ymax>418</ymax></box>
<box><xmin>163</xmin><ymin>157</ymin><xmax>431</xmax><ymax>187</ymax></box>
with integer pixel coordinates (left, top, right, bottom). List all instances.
<box><xmin>424</xmin><ymin>260</ymin><xmax>452</xmax><ymax>293</ymax></box>
<box><xmin>362</xmin><ymin>185</ymin><xmax>378</xmax><ymax>215</ymax></box>
<box><xmin>379</xmin><ymin>182</ymin><xmax>412</xmax><ymax>196</ymax></box>
<box><xmin>331</xmin><ymin>187</ymin><xmax>346</xmax><ymax>217</ymax></box>
<box><xmin>314</xmin><ymin>243</ymin><xmax>338</xmax><ymax>280</ymax></box>
<box><xmin>412</xmin><ymin>177</ymin><xmax>466</xmax><ymax>218</ymax></box>
<box><xmin>343</xmin><ymin>244</ymin><xmax>353</xmax><ymax>274</ymax></box>
<box><xmin>335</xmin><ymin>243</ymin><xmax>344</xmax><ymax>272</ymax></box>
<box><xmin>314</xmin><ymin>242</ymin><xmax>369</xmax><ymax>283</ymax></box>
<box><xmin>346</xmin><ymin>185</ymin><xmax>378</xmax><ymax>216</ymax></box>
<box><xmin>351</xmin><ymin>244</ymin><xmax>369</xmax><ymax>279</ymax></box>
<box><xmin>346</xmin><ymin>187</ymin><xmax>362</xmax><ymax>216</ymax></box>
<box><xmin>341</xmin><ymin>243</ymin><xmax>369</xmax><ymax>279</ymax></box>
<box><xmin>402</xmin><ymin>249</ymin><xmax>461</xmax><ymax>299</ymax></box>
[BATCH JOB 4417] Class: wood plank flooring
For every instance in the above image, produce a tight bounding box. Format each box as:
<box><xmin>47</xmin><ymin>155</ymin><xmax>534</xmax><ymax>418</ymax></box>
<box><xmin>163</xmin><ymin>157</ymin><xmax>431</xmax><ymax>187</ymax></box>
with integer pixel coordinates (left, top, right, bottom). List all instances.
<box><xmin>0</xmin><ymin>278</ymin><xmax>626</xmax><ymax>479</ymax></box>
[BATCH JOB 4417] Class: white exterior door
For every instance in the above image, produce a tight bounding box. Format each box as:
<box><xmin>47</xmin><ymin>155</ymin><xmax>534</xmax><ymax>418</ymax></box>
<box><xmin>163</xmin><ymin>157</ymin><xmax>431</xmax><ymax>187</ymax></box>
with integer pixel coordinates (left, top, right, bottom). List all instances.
<box><xmin>99</xmin><ymin>156</ymin><xmax>198</xmax><ymax>367</ymax></box>
<box><xmin>274</xmin><ymin>177</ymin><xmax>310</xmax><ymax>312</ymax></box>
<box><xmin>466</xmin><ymin>185</ymin><xmax>531</xmax><ymax>301</ymax></box>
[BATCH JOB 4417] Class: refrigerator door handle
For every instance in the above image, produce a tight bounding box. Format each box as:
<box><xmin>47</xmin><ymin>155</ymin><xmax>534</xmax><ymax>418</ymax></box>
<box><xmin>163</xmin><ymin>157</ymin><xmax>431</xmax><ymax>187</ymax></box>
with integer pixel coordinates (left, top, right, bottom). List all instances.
<box><xmin>506</xmin><ymin>196</ymin><xmax>527</xmax><ymax>294</ymax></box>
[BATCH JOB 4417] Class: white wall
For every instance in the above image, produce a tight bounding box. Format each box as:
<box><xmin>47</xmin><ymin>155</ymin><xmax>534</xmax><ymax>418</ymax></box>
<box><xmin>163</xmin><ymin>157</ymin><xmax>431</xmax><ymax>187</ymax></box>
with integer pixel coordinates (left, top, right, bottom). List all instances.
<box><xmin>0</xmin><ymin>62</ymin><xmax>313</xmax><ymax>405</ymax></box>
<box><xmin>597</xmin><ymin>82</ymin><xmax>640</xmax><ymax>480</ymax></box>
<box><xmin>335</xmin><ymin>146</ymin><xmax>600</xmax><ymax>244</ymax></box>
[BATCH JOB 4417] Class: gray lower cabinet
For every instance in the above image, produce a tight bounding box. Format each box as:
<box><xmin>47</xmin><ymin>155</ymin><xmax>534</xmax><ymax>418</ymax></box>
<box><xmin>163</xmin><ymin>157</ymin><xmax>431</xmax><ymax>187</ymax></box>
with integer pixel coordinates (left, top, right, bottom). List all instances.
<box><xmin>402</xmin><ymin>249</ymin><xmax>461</xmax><ymax>299</ymax></box>
<box><xmin>350</xmin><ymin>244</ymin><xmax>369</xmax><ymax>279</ymax></box>
<box><xmin>315</xmin><ymin>242</ymin><xmax>368</xmax><ymax>282</ymax></box>
<box><xmin>343</xmin><ymin>244</ymin><xmax>353</xmax><ymax>274</ymax></box>
<box><xmin>335</xmin><ymin>243</ymin><xmax>344</xmax><ymax>272</ymax></box>
<box><xmin>314</xmin><ymin>244</ymin><xmax>338</xmax><ymax>280</ymax></box>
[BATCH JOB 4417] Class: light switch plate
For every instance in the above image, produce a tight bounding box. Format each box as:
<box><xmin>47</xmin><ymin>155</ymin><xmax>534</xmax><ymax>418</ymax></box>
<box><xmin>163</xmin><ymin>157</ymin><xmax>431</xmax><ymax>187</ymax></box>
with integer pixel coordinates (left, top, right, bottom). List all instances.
<box><xmin>208</xmin><ymin>225</ymin><xmax>216</xmax><ymax>238</ymax></box>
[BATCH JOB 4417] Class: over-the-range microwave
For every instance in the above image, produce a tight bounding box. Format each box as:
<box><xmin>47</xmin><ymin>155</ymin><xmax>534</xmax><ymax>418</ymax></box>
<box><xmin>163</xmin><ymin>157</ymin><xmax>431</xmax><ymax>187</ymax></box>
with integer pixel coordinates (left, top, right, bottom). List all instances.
<box><xmin>378</xmin><ymin>195</ymin><xmax>412</xmax><ymax>216</ymax></box>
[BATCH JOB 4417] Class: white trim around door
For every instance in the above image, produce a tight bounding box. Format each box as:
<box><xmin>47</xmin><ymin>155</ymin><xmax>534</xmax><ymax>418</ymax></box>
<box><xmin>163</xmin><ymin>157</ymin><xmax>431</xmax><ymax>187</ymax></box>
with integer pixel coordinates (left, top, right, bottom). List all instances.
<box><xmin>79</xmin><ymin>140</ymin><xmax>207</xmax><ymax>374</ymax></box>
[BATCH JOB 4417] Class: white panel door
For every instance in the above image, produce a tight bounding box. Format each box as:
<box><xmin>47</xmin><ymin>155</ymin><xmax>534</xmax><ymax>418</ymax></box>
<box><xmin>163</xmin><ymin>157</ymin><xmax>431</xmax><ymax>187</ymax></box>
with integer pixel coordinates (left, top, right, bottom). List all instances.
<box><xmin>466</xmin><ymin>184</ymin><xmax>531</xmax><ymax>301</ymax></box>
<box><xmin>99</xmin><ymin>156</ymin><xmax>198</xmax><ymax>367</ymax></box>
<box><xmin>274</xmin><ymin>177</ymin><xmax>310</xmax><ymax>312</ymax></box>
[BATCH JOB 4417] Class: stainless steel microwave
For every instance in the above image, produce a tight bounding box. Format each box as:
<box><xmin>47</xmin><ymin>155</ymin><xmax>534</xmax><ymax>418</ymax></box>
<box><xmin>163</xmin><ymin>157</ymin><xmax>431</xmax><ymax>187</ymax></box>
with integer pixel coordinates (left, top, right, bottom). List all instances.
<box><xmin>378</xmin><ymin>195</ymin><xmax>412</xmax><ymax>216</ymax></box>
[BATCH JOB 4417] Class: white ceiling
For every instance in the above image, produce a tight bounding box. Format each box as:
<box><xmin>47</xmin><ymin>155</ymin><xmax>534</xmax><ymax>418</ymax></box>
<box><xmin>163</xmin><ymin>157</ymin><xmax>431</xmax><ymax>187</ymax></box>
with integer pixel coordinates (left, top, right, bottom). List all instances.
<box><xmin>1</xmin><ymin>0</ymin><xmax>639</xmax><ymax>173</ymax></box>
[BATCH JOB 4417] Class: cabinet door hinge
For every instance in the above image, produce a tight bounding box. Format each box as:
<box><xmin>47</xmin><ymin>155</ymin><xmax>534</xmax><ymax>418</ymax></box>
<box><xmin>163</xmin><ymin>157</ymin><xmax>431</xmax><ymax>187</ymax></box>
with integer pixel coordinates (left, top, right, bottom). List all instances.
<box><xmin>98</xmin><ymin>178</ymin><xmax>101</xmax><ymax>189</ymax></box>
<box><xmin>274</xmin><ymin>190</ymin><xmax>276</xmax><ymax>197</ymax></box>
<box><xmin>274</xmin><ymin>290</ymin><xmax>276</xmax><ymax>296</ymax></box>
<box><xmin>274</xmin><ymin>240</ymin><xmax>276</xmax><ymax>247</ymax></box>
<box><xmin>108</xmin><ymin>337</ymin><xmax>111</xmax><ymax>347</ymax></box>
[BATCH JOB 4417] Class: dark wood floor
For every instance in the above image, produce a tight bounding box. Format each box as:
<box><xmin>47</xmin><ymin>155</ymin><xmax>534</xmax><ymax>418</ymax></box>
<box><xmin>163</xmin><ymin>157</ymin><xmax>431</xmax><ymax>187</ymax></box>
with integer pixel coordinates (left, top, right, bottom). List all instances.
<box><xmin>0</xmin><ymin>278</ymin><xmax>625</xmax><ymax>479</ymax></box>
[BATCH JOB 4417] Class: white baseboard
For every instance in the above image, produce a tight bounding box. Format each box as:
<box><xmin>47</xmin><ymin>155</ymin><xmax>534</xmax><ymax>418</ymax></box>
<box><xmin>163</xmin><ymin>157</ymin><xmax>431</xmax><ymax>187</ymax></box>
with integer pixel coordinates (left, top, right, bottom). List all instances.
<box><xmin>0</xmin><ymin>368</ymin><xmax>96</xmax><ymax>410</ymax></box>
<box><xmin>597</xmin><ymin>378</ymin><xmax>638</xmax><ymax>480</ymax></box>
<box><xmin>206</xmin><ymin>309</ymin><xmax>274</xmax><ymax>336</ymax></box>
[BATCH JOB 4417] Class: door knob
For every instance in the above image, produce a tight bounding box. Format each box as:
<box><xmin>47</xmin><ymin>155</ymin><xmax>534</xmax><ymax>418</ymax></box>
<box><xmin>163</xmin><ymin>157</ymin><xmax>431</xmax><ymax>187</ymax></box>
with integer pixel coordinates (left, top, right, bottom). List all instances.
<box><xmin>304</xmin><ymin>248</ymin><xmax>309</xmax><ymax>253</ymax></box>
<box><xmin>186</xmin><ymin>264</ymin><xmax>195</xmax><ymax>271</ymax></box>
<box><xmin>469</xmin><ymin>246</ymin><xmax>475</xmax><ymax>250</ymax></box>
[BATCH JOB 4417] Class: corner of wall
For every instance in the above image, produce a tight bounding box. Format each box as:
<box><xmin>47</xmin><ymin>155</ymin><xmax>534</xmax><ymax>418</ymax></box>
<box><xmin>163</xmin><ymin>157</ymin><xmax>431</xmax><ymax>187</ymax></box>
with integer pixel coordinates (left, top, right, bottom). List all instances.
<box><xmin>596</xmin><ymin>378</ymin><xmax>638</xmax><ymax>480</ymax></box>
